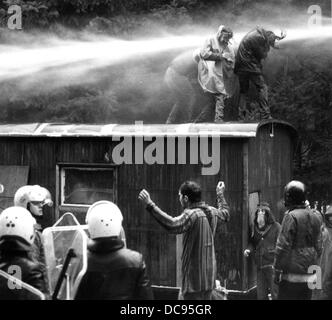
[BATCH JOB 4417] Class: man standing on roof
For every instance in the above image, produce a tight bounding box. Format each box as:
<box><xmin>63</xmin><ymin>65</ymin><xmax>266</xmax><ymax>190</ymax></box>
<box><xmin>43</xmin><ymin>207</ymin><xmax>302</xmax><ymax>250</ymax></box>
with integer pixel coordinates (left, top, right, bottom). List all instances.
<box><xmin>195</xmin><ymin>25</ymin><xmax>236</xmax><ymax>123</ymax></box>
<box><xmin>138</xmin><ymin>180</ymin><xmax>230</xmax><ymax>300</ymax></box>
<box><xmin>234</xmin><ymin>27</ymin><xmax>286</xmax><ymax>120</ymax></box>
<box><xmin>165</xmin><ymin>51</ymin><xmax>199</xmax><ymax>124</ymax></box>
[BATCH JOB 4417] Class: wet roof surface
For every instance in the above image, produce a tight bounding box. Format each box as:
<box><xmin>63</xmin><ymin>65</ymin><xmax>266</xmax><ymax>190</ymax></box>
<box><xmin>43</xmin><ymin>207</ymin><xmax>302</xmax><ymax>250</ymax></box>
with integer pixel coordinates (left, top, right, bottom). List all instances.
<box><xmin>0</xmin><ymin>120</ymin><xmax>296</xmax><ymax>138</ymax></box>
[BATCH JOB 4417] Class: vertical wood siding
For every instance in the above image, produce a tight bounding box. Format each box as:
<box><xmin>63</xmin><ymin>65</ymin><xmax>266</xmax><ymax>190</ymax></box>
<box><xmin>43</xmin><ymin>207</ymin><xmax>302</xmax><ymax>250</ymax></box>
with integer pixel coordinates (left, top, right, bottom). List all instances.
<box><xmin>0</xmin><ymin>127</ymin><xmax>294</xmax><ymax>290</ymax></box>
<box><xmin>248</xmin><ymin>126</ymin><xmax>294</xmax><ymax>223</ymax></box>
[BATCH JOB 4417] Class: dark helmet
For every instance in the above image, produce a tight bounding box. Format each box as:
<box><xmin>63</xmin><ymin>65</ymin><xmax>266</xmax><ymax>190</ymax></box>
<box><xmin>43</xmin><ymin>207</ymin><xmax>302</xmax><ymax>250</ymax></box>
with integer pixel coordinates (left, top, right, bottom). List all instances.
<box><xmin>324</xmin><ymin>205</ymin><xmax>332</xmax><ymax>227</ymax></box>
<box><xmin>326</xmin><ymin>206</ymin><xmax>332</xmax><ymax>216</ymax></box>
<box><xmin>325</xmin><ymin>205</ymin><xmax>332</xmax><ymax>218</ymax></box>
<box><xmin>284</xmin><ymin>180</ymin><xmax>306</xmax><ymax>207</ymax></box>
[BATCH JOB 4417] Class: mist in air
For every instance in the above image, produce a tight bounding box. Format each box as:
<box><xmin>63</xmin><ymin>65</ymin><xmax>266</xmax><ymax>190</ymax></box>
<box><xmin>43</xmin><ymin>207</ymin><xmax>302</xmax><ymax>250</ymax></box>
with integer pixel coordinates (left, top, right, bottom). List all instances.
<box><xmin>1</xmin><ymin>1</ymin><xmax>332</xmax><ymax>123</ymax></box>
<box><xmin>2</xmin><ymin>25</ymin><xmax>332</xmax><ymax>85</ymax></box>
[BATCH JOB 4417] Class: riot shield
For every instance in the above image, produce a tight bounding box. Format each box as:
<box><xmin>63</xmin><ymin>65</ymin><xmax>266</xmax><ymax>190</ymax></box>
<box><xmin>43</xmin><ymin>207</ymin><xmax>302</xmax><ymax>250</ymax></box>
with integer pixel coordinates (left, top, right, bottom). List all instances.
<box><xmin>42</xmin><ymin>224</ymin><xmax>87</xmax><ymax>300</ymax></box>
<box><xmin>55</xmin><ymin>212</ymin><xmax>127</xmax><ymax>246</ymax></box>
<box><xmin>0</xmin><ymin>269</ymin><xmax>45</xmax><ymax>300</ymax></box>
<box><xmin>53</xmin><ymin>212</ymin><xmax>81</xmax><ymax>227</ymax></box>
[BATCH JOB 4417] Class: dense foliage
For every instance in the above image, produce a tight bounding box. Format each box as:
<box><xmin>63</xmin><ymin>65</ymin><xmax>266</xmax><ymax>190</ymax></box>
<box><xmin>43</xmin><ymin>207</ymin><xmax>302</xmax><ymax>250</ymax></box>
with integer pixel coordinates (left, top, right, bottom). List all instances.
<box><xmin>269</xmin><ymin>44</ymin><xmax>332</xmax><ymax>204</ymax></box>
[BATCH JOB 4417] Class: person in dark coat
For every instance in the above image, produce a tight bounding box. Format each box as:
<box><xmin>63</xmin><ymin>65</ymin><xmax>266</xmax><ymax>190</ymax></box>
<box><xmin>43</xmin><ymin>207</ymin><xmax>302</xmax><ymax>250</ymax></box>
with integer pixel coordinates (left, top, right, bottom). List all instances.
<box><xmin>14</xmin><ymin>185</ymin><xmax>53</xmax><ymax>295</ymax></box>
<box><xmin>234</xmin><ymin>27</ymin><xmax>285</xmax><ymax>120</ymax></box>
<box><xmin>244</xmin><ymin>202</ymin><xmax>281</xmax><ymax>299</ymax></box>
<box><xmin>75</xmin><ymin>201</ymin><xmax>153</xmax><ymax>300</ymax></box>
<box><xmin>139</xmin><ymin>180</ymin><xmax>230</xmax><ymax>300</ymax></box>
<box><xmin>274</xmin><ymin>180</ymin><xmax>323</xmax><ymax>300</ymax></box>
<box><xmin>315</xmin><ymin>206</ymin><xmax>332</xmax><ymax>299</ymax></box>
<box><xmin>164</xmin><ymin>51</ymin><xmax>199</xmax><ymax>124</ymax></box>
<box><xmin>0</xmin><ymin>206</ymin><xmax>47</xmax><ymax>299</ymax></box>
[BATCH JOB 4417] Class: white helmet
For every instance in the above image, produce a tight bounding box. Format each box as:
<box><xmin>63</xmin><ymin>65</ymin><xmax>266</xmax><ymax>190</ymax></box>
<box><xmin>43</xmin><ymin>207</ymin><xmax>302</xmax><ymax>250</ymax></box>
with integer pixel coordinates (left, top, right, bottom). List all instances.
<box><xmin>14</xmin><ymin>185</ymin><xmax>33</xmax><ymax>208</ymax></box>
<box><xmin>39</xmin><ymin>187</ymin><xmax>53</xmax><ymax>207</ymax></box>
<box><xmin>86</xmin><ymin>201</ymin><xmax>123</xmax><ymax>239</ymax></box>
<box><xmin>0</xmin><ymin>206</ymin><xmax>35</xmax><ymax>245</ymax></box>
<box><xmin>14</xmin><ymin>185</ymin><xmax>53</xmax><ymax>208</ymax></box>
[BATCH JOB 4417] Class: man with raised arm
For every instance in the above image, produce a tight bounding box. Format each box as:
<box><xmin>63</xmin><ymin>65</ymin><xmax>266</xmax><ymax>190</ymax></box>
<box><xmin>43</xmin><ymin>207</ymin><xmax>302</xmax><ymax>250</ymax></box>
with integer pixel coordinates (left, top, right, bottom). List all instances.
<box><xmin>138</xmin><ymin>180</ymin><xmax>230</xmax><ymax>300</ymax></box>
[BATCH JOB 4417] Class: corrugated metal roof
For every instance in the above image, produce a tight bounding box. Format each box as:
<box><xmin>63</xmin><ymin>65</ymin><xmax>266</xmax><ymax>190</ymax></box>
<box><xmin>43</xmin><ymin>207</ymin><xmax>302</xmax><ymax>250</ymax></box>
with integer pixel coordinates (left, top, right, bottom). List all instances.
<box><xmin>0</xmin><ymin>120</ymin><xmax>296</xmax><ymax>138</ymax></box>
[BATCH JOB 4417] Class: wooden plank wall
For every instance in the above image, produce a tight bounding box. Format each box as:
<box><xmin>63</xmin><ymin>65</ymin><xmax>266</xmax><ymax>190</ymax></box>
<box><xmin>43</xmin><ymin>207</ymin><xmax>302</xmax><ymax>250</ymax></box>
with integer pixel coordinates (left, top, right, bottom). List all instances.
<box><xmin>0</xmin><ymin>136</ymin><xmax>245</xmax><ymax>288</ymax></box>
<box><xmin>247</xmin><ymin>125</ymin><xmax>294</xmax><ymax>289</ymax></box>
<box><xmin>248</xmin><ymin>125</ymin><xmax>293</xmax><ymax>223</ymax></box>
<box><xmin>0</xmin><ymin>165</ymin><xmax>29</xmax><ymax>212</ymax></box>
<box><xmin>115</xmin><ymin>138</ymin><xmax>244</xmax><ymax>288</ymax></box>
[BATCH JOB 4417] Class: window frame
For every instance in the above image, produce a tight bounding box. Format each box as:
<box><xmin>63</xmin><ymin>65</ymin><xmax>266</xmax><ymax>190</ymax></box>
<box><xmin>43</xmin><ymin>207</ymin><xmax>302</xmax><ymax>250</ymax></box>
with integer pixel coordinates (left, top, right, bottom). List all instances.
<box><xmin>55</xmin><ymin>163</ymin><xmax>118</xmax><ymax>221</ymax></box>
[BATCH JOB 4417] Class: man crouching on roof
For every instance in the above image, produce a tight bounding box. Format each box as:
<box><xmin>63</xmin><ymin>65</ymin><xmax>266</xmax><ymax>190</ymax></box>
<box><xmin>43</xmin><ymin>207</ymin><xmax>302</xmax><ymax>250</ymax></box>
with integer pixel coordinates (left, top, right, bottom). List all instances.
<box><xmin>138</xmin><ymin>180</ymin><xmax>230</xmax><ymax>300</ymax></box>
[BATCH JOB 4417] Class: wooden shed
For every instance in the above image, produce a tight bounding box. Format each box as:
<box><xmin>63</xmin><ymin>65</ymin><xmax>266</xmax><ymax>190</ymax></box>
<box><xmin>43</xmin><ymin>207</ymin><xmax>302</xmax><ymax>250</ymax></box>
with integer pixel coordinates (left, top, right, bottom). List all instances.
<box><xmin>0</xmin><ymin>120</ymin><xmax>297</xmax><ymax>292</ymax></box>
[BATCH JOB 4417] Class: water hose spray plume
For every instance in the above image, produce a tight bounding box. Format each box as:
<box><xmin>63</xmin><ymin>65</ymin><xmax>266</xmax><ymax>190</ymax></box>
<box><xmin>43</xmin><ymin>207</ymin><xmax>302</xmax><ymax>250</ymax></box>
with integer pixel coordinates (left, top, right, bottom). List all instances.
<box><xmin>0</xmin><ymin>35</ymin><xmax>206</xmax><ymax>81</ymax></box>
<box><xmin>0</xmin><ymin>24</ymin><xmax>332</xmax><ymax>84</ymax></box>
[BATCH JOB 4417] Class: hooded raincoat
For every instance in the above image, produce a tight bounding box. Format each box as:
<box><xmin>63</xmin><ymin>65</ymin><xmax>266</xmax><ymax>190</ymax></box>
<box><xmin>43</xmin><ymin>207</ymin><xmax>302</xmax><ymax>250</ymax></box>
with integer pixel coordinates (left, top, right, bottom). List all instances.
<box><xmin>196</xmin><ymin>25</ymin><xmax>236</xmax><ymax>98</ymax></box>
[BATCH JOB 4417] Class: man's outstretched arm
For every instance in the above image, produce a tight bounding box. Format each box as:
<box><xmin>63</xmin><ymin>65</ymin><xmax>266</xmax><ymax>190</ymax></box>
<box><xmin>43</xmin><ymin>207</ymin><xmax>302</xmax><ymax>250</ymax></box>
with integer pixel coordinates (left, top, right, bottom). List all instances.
<box><xmin>138</xmin><ymin>189</ymin><xmax>192</xmax><ymax>234</ymax></box>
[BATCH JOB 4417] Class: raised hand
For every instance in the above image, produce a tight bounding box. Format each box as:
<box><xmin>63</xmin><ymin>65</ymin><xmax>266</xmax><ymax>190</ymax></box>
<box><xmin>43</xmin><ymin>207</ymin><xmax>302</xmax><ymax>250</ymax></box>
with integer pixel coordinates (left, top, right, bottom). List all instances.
<box><xmin>138</xmin><ymin>189</ymin><xmax>153</xmax><ymax>206</ymax></box>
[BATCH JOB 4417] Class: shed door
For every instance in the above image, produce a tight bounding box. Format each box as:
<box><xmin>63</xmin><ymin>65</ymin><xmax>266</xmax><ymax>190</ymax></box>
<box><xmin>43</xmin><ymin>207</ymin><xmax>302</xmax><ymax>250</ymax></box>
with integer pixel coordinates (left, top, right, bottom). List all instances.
<box><xmin>249</xmin><ymin>192</ymin><xmax>260</xmax><ymax>237</ymax></box>
<box><xmin>248</xmin><ymin>191</ymin><xmax>260</xmax><ymax>289</ymax></box>
<box><xmin>0</xmin><ymin>165</ymin><xmax>29</xmax><ymax>213</ymax></box>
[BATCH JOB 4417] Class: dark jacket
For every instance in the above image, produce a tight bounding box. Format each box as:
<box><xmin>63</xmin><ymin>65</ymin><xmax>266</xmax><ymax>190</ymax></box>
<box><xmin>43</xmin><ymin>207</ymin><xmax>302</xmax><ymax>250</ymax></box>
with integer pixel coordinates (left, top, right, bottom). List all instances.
<box><xmin>0</xmin><ymin>238</ymin><xmax>48</xmax><ymax>299</ymax></box>
<box><xmin>31</xmin><ymin>225</ymin><xmax>45</xmax><ymax>266</ymax></box>
<box><xmin>234</xmin><ymin>27</ymin><xmax>271</xmax><ymax>75</ymax></box>
<box><xmin>31</xmin><ymin>225</ymin><xmax>50</xmax><ymax>296</ymax></box>
<box><xmin>247</xmin><ymin>210</ymin><xmax>281</xmax><ymax>268</ymax></box>
<box><xmin>274</xmin><ymin>206</ymin><xmax>323</xmax><ymax>275</ymax></box>
<box><xmin>75</xmin><ymin>238</ymin><xmax>153</xmax><ymax>300</ymax></box>
<box><xmin>318</xmin><ymin>226</ymin><xmax>332</xmax><ymax>299</ymax></box>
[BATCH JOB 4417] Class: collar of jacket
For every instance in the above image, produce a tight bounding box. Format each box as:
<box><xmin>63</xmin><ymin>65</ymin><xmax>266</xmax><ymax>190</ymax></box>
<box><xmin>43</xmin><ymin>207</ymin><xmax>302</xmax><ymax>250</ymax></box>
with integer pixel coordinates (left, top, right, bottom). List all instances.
<box><xmin>34</xmin><ymin>223</ymin><xmax>42</xmax><ymax>232</ymax></box>
<box><xmin>0</xmin><ymin>236</ymin><xmax>32</xmax><ymax>254</ymax></box>
<box><xmin>256</xmin><ymin>27</ymin><xmax>267</xmax><ymax>39</ymax></box>
<box><xmin>254</xmin><ymin>223</ymin><xmax>272</xmax><ymax>237</ymax></box>
<box><xmin>188</xmin><ymin>201</ymin><xmax>208</xmax><ymax>210</ymax></box>
<box><xmin>287</xmin><ymin>205</ymin><xmax>307</xmax><ymax>211</ymax></box>
<box><xmin>88</xmin><ymin>237</ymin><xmax>125</xmax><ymax>253</ymax></box>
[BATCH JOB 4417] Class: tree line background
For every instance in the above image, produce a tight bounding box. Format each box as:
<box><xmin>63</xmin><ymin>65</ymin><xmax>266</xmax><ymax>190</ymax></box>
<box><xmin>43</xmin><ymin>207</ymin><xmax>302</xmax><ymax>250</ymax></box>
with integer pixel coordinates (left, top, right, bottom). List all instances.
<box><xmin>0</xmin><ymin>0</ymin><xmax>332</xmax><ymax>205</ymax></box>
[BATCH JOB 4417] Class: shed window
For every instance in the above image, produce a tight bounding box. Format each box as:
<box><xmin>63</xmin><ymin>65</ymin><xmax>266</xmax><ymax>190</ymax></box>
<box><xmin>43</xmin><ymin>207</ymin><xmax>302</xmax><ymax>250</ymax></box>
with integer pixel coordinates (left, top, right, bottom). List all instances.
<box><xmin>60</xmin><ymin>165</ymin><xmax>116</xmax><ymax>207</ymax></box>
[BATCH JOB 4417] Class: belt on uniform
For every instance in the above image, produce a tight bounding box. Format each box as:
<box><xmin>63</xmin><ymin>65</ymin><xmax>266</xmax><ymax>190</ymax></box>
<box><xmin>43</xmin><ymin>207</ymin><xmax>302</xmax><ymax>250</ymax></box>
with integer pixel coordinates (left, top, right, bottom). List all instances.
<box><xmin>282</xmin><ymin>273</ymin><xmax>317</xmax><ymax>283</ymax></box>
